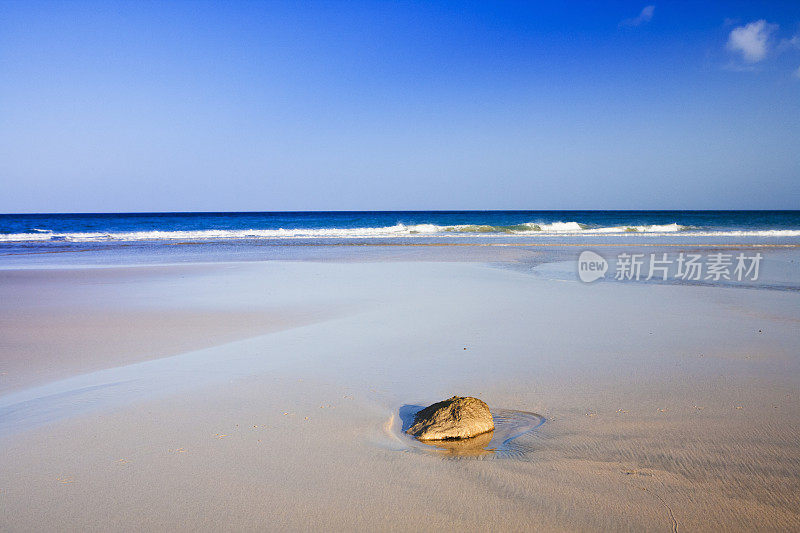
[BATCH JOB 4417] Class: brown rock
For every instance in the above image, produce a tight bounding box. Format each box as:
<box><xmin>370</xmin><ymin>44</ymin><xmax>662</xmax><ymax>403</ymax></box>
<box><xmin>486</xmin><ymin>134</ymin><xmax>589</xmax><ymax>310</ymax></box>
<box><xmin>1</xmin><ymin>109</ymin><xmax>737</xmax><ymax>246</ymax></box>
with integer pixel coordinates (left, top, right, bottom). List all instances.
<box><xmin>406</xmin><ymin>396</ymin><xmax>494</xmax><ymax>440</ymax></box>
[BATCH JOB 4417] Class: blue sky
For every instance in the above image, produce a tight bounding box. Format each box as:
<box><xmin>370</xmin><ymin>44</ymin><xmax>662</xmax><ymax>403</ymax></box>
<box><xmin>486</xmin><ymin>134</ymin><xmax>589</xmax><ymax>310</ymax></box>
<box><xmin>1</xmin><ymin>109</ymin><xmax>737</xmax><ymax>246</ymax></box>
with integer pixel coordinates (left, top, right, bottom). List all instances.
<box><xmin>1</xmin><ymin>1</ymin><xmax>799</xmax><ymax>212</ymax></box>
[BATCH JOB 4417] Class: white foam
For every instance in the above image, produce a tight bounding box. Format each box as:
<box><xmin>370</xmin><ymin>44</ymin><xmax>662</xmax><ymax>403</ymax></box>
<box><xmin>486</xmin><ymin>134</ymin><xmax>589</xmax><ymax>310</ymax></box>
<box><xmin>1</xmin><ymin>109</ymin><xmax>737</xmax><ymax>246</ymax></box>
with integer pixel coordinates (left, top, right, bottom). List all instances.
<box><xmin>531</xmin><ymin>221</ymin><xmax>586</xmax><ymax>232</ymax></box>
<box><xmin>582</xmin><ymin>223</ymin><xmax>685</xmax><ymax>233</ymax></box>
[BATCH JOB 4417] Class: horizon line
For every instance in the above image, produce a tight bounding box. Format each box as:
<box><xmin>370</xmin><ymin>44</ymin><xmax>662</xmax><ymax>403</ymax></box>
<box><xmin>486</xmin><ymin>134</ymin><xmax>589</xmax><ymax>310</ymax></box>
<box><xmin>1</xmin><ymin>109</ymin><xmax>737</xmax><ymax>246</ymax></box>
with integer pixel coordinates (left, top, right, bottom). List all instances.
<box><xmin>2</xmin><ymin>209</ymin><xmax>799</xmax><ymax>216</ymax></box>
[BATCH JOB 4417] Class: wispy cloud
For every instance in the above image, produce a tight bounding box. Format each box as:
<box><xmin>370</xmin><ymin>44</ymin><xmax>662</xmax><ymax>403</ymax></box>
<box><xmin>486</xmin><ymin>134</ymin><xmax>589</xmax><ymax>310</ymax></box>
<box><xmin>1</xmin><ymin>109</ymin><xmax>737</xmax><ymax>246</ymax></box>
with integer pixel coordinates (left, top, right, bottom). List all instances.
<box><xmin>726</xmin><ymin>20</ymin><xmax>778</xmax><ymax>63</ymax></box>
<box><xmin>779</xmin><ymin>33</ymin><xmax>800</xmax><ymax>52</ymax></box>
<box><xmin>619</xmin><ymin>5</ymin><xmax>655</xmax><ymax>28</ymax></box>
<box><xmin>794</xmin><ymin>66</ymin><xmax>800</xmax><ymax>79</ymax></box>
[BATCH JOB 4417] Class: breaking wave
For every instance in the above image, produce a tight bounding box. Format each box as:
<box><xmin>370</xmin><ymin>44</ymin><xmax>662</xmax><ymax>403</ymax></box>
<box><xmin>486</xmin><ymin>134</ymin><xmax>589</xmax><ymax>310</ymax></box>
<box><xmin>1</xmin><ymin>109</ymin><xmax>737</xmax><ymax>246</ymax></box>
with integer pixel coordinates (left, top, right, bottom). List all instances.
<box><xmin>1</xmin><ymin>222</ymin><xmax>799</xmax><ymax>242</ymax></box>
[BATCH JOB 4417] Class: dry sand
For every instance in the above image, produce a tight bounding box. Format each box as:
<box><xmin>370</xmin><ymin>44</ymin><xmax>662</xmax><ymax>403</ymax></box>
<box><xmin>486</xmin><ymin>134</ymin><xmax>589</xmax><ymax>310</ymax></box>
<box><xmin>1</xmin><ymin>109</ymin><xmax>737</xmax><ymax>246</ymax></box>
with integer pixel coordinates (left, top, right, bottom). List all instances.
<box><xmin>1</xmin><ymin>259</ymin><xmax>799</xmax><ymax>531</ymax></box>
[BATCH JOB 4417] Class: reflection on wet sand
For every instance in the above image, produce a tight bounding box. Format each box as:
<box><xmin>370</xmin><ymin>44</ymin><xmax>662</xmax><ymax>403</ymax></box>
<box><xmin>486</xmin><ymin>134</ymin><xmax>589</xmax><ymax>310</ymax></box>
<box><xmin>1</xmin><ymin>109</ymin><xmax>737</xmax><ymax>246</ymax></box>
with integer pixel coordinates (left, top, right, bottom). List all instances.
<box><xmin>417</xmin><ymin>430</ymin><xmax>496</xmax><ymax>456</ymax></box>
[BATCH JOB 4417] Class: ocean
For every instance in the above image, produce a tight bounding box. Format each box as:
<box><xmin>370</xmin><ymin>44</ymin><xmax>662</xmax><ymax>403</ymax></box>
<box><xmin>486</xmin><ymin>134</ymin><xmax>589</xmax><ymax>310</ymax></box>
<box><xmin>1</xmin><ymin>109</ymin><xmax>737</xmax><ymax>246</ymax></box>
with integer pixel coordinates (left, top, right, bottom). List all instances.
<box><xmin>2</xmin><ymin>210</ymin><xmax>800</xmax><ymax>242</ymax></box>
<box><xmin>1</xmin><ymin>210</ymin><xmax>799</xmax><ymax>268</ymax></box>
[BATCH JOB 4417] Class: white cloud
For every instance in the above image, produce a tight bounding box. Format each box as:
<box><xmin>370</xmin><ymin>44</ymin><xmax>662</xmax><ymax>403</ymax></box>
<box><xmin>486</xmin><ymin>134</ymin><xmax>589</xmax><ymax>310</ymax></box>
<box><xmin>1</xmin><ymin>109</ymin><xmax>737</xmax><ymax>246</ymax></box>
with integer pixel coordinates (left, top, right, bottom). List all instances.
<box><xmin>619</xmin><ymin>5</ymin><xmax>655</xmax><ymax>28</ymax></box>
<box><xmin>795</xmin><ymin>66</ymin><xmax>800</xmax><ymax>79</ymax></box>
<box><xmin>726</xmin><ymin>20</ymin><xmax>778</xmax><ymax>63</ymax></box>
<box><xmin>781</xmin><ymin>34</ymin><xmax>800</xmax><ymax>50</ymax></box>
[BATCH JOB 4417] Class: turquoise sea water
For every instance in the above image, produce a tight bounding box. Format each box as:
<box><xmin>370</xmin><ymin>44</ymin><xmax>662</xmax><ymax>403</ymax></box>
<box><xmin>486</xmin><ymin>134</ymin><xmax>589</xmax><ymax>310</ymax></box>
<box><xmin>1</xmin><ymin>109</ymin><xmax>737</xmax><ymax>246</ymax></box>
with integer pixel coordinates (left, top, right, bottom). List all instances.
<box><xmin>1</xmin><ymin>211</ymin><xmax>798</xmax><ymax>267</ymax></box>
<box><xmin>2</xmin><ymin>210</ymin><xmax>799</xmax><ymax>240</ymax></box>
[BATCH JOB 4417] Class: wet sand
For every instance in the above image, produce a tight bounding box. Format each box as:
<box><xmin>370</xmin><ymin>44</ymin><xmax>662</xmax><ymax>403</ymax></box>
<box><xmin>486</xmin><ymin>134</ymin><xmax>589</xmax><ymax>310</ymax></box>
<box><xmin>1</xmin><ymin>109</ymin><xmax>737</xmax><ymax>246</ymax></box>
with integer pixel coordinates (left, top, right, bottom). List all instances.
<box><xmin>0</xmin><ymin>265</ymin><xmax>348</xmax><ymax>393</ymax></box>
<box><xmin>1</xmin><ymin>258</ymin><xmax>799</xmax><ymax>531</ymax></box>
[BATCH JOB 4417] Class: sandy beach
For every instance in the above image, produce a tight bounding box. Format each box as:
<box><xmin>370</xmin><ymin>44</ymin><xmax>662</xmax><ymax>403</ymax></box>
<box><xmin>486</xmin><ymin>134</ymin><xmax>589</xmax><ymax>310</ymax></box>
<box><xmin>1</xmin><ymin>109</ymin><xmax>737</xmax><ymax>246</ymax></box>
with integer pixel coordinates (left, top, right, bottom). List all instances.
<box><xmin>3</xmin><ymin>0</ymin><xmax>799</xmax><ymax>529</ymax></box>
<box><xmin>1</xmin><ymin>252</ymin><xmax>798</xmax><ymax>531</ymax></box>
